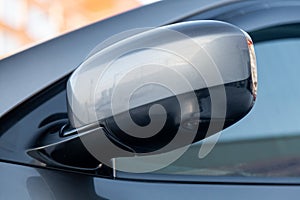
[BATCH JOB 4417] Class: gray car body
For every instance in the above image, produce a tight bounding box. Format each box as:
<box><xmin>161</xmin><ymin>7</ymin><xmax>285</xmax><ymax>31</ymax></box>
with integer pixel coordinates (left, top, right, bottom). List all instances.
<box><xmin>1</xmin><ymin>0</ymin><xmax>300</xmax><ymax>199</ymax></box>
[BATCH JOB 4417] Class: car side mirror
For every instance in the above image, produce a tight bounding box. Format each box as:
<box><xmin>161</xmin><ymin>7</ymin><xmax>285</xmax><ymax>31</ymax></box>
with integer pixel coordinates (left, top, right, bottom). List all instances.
<box><xmin>29</xmin><ymin>20</ymin><xmax>257</xmax><ymax>171</ymax></box>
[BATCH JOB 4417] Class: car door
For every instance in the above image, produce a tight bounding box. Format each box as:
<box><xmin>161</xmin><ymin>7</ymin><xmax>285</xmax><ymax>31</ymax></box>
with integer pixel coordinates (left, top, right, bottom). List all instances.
<box><xmin>1</xmin><ymin>1</ymin><xmax>300</xmax><ymax>199</ymax></box>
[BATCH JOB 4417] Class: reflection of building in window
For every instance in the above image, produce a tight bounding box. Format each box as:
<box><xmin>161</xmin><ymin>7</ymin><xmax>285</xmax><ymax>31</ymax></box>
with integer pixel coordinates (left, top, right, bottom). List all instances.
<box><xmin>0</xmin><ymin>0</ymin><xmax>142</xmax><ymax>58</ymax></box>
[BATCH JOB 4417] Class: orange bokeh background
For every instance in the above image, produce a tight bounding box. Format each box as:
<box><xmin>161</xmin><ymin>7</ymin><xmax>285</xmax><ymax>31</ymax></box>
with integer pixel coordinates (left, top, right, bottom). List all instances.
<box><xmin>0</xmin><ymin>0</ymin><xmax>144</xmax><ymax>58</ymax></box>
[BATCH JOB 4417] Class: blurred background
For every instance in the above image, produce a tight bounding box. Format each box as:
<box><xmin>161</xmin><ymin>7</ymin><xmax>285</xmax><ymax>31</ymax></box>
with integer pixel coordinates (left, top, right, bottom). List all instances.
<box><xmin>0</xmin><ymin>0</ymin><xmax>159</xmax><ymax>59</ymax></box>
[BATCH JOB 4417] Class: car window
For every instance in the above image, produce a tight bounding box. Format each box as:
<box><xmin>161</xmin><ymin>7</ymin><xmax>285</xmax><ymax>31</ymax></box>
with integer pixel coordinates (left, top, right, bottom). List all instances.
<box><xmin>153</xmin><ymin>27</ymin><xmax>300</xmax><ymax>177</ymax></box>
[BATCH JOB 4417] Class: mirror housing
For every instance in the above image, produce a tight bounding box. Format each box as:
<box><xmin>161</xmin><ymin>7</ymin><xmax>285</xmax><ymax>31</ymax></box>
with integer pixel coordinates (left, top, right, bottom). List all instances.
<box><xmin>66</xmin><ymin>20</ymin><xmax>257</xmax><ymax>153</ymax></box>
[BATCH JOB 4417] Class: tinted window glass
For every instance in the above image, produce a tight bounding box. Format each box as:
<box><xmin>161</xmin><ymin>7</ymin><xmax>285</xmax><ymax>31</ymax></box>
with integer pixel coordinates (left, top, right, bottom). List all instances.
<box><xmin>154</xmin><ymin>37</ymin><xmax>300</xmax><ymax>177</ymax></box>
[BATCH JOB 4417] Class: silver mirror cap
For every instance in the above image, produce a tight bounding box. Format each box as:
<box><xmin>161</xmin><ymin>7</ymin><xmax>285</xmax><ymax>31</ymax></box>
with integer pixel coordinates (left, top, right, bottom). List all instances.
<box><xmin>67</xmin><ymin>20</ymin><xmax>257</xmax><ymax>129</ymax></box>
